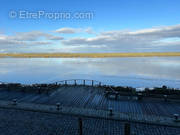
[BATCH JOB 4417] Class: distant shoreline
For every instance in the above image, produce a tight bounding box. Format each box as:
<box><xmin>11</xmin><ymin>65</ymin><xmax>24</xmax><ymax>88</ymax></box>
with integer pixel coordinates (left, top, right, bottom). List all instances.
<box><xmin>0</xmin><ymin>52</ymin><xmax>180</xmax><ymax>58</ymax></box>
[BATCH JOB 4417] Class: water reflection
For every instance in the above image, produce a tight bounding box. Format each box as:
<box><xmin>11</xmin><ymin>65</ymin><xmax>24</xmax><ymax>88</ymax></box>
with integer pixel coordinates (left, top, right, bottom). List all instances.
<box><xmin>0</xmin><ymin>57</ymin><xmax>180</xmax><ymax>88</ymax></box>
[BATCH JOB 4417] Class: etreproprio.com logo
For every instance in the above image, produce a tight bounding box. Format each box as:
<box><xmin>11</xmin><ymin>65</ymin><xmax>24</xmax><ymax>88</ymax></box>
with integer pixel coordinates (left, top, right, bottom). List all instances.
<box><xmin>9</xmin><ymin>10</ymin><xmax>94</xmax><ymax>20</ymax></box>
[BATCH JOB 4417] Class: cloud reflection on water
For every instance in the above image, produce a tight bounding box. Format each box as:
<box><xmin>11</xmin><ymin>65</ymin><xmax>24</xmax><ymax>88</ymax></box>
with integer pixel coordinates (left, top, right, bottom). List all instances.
<box><xmin>0</xmin><ymin>57</ymin><xmax>180</xmax><ymax>88</ymax></box>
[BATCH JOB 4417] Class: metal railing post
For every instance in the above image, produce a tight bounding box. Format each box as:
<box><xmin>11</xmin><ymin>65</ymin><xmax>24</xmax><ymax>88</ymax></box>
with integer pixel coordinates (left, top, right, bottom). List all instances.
<box><xmin>78</xmin><ymin>118</ymin><xmax>83</xmax><ymax>135</ymax></box>
<box><xmin>56</xmin><ymin>103</ymin><xmax>60</xmax><ymax>110</ymax></box>
<box><xmin>75</xmin><ymin>80</ymin><xmax>77</xmax><ymax>86</ymax></box>
<box><xmin>92</xmin><ymin>80</ymin><xmax>94</xmax><ymax>87</ymax></box>
<box><xmin>124</xmin><ymin>123</ymin><xmax>130</xmax><ymax>135</ymax></box>
<box><xmin>83</xmin><ymin>80</ymin><xmax>85</xmax><ymax>86</ymax></box>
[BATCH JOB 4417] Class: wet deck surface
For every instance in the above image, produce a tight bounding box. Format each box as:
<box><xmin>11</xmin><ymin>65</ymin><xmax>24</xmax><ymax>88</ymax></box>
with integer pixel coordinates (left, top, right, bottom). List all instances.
<box><xmin>0</xmin><ymin>108</ymin><xmax>179</xmax><ymax>135</ymax></box>
<box><xmin>0</xmin><ymin>86</ymin><xmax>180</xmax><ymax>134</ymax></box>
<box><xmin>0</xmin><ymin>85</ymin><xmax>179</xmax><ymax>117</ymax></box>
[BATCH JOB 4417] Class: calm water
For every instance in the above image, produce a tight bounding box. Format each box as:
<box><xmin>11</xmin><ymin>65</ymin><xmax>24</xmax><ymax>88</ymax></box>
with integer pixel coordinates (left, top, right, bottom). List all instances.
<box><xmin>0</xmin><ymin>57</ymin><xmax>180</xmax><ymax>88</ymax></box>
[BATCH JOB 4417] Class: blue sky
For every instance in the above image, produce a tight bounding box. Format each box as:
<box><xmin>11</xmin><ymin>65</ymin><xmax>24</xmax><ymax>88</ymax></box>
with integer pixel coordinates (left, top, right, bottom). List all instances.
<box><xmin>0</xmin><ymin>0</ymin><xmax>180</xmax><ymax>53</ymax></box>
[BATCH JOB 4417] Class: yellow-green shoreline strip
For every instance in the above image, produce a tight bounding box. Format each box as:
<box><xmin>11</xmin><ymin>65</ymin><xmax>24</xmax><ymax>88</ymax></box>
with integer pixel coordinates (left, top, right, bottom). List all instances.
<box><xmin>0</xmin><ymin>52</ymin><xmax>180</xmax><ymax>58</ymax></box>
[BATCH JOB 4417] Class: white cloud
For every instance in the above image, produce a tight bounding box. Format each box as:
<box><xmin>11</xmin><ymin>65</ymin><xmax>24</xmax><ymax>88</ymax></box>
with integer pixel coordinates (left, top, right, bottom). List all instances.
<box><xmin>9</xmin><ymin>31</ymin><xmax>64</xmax><ymax>41</ymax></box>
<box><xmin>55</xmin><ymin>27</ymin><xmax>95</xmax><ymax>34</ymax></box>
<box><xmin>0</xmin><ymin>35</ymin><xmax>7</xmax><ymax>40</ymax></box>
<box><xmin>61</xmin><ymin>24</ymin><xmax>180</xmax><ymax>52</ymax></box>
<box><xmin>55</xmin><ymin>28</ymin><xmax>80</xmax><ymax>34</ymax></box>
<box><xmin>85</xmin><ymin>27</ymin><xmax>95</xmax><ymax>34</ymax></box>
<box><xmin>0</xmin><ymin>31</ymin><xmax>64</xmax><ymax>46</ymax></box>
<box><xmin>1</xmin><ymin>24</ymin><xmax>180</xmax><ymax>53</ymax></box>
